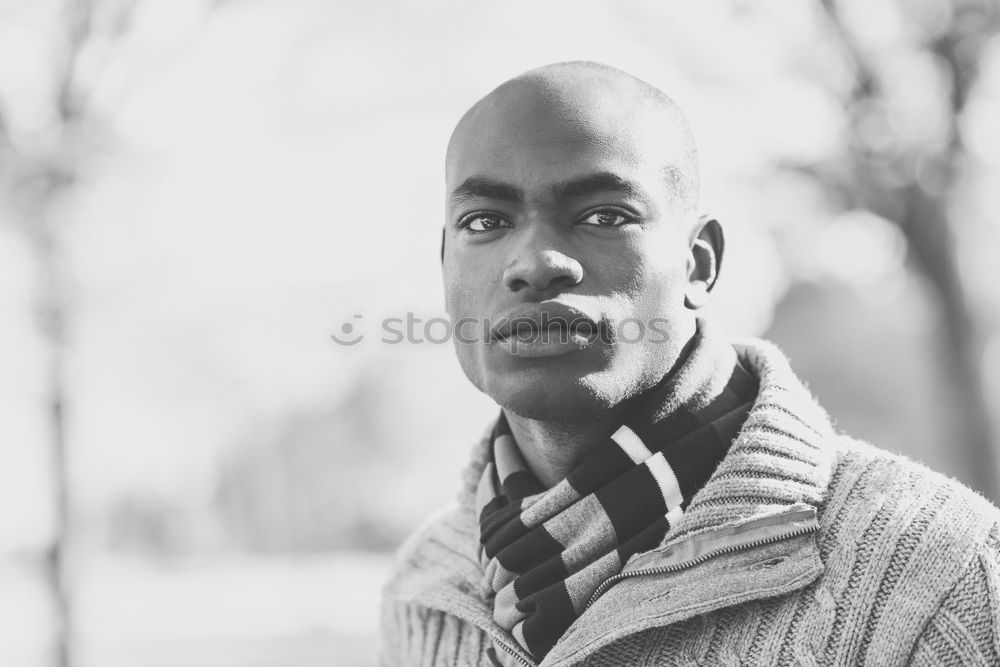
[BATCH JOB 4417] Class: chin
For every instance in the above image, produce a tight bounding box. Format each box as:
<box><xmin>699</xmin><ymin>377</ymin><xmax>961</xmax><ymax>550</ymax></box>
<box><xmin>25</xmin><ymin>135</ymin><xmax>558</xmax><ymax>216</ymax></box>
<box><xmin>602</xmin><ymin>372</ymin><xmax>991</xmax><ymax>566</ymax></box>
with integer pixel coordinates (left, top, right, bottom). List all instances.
<box><xmin>486</xmin><ymin>367</ymin><xmax>633</xmax><ymax>423</ymax></box>
<box><xmin>458</xmin><ymin>343</ymin><xmax>675</xmax><ymax>423</ymax></box>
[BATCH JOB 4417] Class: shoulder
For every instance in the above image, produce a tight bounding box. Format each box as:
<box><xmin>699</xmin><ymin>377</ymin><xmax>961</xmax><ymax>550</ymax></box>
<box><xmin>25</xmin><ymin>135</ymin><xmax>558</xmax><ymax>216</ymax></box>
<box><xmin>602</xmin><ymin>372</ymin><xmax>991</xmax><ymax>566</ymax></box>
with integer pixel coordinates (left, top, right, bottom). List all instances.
<box><xmin>382</xmin><ymin>501</ymin><xmax>480</xmax><ymax>603</ymax></box>
<box><xmin>379</xmin><ymin>503</ymin><xmax>488</xmax><ymax>665</ymax></box>
<box><xmin>824</xmin><ymin>434</ymin><xmax>1000</xmax><ymax>536</ymax></box>
<box><xmin>384</xmin><ymin>425</ymin><xmax>493</xmax><ymax>602</ymax></box>
<box><xmin>814</xmin><ymin>434</ymin><xmax>1000</xmax><ymax>662</ymax></box>
<box><xmin>820</xmin><ymin>434</ymin><xmax>1000</xmax><ymax>562</ymax></box>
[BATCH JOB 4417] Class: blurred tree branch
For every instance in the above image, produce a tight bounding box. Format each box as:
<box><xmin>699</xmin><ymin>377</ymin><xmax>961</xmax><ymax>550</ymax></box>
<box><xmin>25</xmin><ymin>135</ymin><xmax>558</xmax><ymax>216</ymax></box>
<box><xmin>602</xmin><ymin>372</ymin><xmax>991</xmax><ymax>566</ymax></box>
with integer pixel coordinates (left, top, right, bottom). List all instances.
<box><xmin>0</xmin><ymin>1</ymin><xmax>213</xmax><ymax>665</ymax></box>
<box><xmin>4</xmin><ymin>4</ymin><xmax>137</xmax><ymax>664</ymax></box>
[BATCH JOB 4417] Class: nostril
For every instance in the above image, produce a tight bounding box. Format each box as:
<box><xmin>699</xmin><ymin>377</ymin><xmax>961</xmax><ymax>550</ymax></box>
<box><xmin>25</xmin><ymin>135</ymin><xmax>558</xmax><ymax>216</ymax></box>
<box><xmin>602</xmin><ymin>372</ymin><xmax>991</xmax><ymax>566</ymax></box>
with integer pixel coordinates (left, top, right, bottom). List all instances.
<box><xmin>502</xmin><ymin>252</ymin><xmax>584</xmax><ymax>293</ymax></box>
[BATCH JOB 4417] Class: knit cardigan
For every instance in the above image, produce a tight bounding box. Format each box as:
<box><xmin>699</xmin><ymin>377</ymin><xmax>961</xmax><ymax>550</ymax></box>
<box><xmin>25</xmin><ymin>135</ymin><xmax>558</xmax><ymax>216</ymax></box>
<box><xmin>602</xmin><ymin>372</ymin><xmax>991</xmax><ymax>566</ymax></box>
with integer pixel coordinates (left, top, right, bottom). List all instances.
<box><xmin>381</xmin><ymin>337</ymin><xmax>1000</xmax><ymax>666</ymax></box>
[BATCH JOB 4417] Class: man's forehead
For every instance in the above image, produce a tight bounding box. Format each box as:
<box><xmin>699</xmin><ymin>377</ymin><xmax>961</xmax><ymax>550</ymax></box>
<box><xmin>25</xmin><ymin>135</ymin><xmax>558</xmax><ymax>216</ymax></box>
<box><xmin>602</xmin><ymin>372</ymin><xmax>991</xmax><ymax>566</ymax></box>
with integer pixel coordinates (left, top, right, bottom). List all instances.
<box><xmin>450</xmin><ymin>131</ymin><xmax>642</xmax><ymax>178</ymax></box>
<box><xmin>445</xmin><ymin>63</ymin><xmax>699</xmax><ymax>209</ymax></box>
<box><xmin>449</xmin><ymin>80</ymin><xmax>651</xmax><ymax>167</ymax></box>
<box><xmin>446</xmin><ymin>107</ymin><xmax>681</xmax><ymax>193</ymax></box>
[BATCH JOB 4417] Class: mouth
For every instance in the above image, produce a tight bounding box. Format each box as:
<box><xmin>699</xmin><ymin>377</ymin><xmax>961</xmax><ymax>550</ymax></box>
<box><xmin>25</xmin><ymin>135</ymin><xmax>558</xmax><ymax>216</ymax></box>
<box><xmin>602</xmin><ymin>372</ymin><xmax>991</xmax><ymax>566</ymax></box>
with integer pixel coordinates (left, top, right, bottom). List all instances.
<box><xmin>493</xmin><ymin>316</ymin><xmax>598</xmax><ymax>342</ymax></box>
<box><xmin>490</xmin><ymin>303</ymin><xmax>602</xmax><ymax>357</ymax></box>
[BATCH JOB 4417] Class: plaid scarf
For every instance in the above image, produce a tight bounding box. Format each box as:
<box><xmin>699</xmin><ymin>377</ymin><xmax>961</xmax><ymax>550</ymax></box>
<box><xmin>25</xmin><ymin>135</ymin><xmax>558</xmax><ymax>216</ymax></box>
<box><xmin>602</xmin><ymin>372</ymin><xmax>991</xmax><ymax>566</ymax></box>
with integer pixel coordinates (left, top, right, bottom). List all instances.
<box><xmin>474</xmin><ymin>330</ymin><xmax>758</xmax><ymax>662</ymax></box>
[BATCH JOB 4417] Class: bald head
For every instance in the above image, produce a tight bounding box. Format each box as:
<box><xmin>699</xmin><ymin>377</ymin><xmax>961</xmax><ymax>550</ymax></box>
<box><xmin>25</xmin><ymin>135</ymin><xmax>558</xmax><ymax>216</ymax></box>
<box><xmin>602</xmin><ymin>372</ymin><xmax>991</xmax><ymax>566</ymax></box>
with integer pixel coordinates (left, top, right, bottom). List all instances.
<box><xmin>447</xmin><ymin>61</ymin><xmax>699</xmax><ymax>213</ymax></box>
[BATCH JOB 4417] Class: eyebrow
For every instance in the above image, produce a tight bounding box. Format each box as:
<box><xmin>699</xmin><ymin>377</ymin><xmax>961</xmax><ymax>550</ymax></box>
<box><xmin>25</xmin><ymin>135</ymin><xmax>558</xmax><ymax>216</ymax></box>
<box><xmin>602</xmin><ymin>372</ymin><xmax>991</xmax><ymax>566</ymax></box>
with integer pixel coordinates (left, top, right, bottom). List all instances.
<box><xmin>450</xmin><ymin>177</ymin><xmax>524</xmax><ymax>205</ymax></box>
<box><xmin>450</xmin><ymin>172</ymin><xmax>647</xmax><ymax>208</ymax></box>
<box><xmin>550</xmin><ymin>172</ymin><xmax>645</xmax><ymax>202</ymax></box>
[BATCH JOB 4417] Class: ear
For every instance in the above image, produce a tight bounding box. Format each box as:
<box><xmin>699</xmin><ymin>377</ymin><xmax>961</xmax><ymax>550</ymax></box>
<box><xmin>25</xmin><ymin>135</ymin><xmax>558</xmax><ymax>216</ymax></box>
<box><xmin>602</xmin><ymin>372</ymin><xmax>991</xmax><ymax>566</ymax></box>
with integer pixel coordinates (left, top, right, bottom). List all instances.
<box><xmin>684</xmin><ymin>216</ymin><xmax>724</xmax><ymax>309</ymax></box>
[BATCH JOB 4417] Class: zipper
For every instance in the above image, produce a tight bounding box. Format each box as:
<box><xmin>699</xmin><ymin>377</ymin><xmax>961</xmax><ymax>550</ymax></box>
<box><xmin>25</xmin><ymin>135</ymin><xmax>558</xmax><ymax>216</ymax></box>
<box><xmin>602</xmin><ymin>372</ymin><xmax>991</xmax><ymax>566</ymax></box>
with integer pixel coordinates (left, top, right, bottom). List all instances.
<box><xmin>585</xmin><ymin>509</ymin><xmax>819</xmax><ymax>610</ymax></box>
<box><xmin>491</xmin><ymin>637</ymin><xmax>536</xmax><ymax>667</ymax></box>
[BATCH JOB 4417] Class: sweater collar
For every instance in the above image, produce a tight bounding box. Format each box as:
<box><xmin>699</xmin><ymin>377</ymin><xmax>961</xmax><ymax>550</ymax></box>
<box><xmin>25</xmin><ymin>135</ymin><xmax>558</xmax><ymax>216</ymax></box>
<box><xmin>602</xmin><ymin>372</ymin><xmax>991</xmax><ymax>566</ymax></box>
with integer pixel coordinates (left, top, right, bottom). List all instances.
<box><xmin>459</xmin><ymin>335</ymin><xmax>836</xmax><ymax>534</ymax></box>
<box><xmin>662</xmin><ymin>336</ymin><xmax>836</xmax><ymax>543</ymax></box>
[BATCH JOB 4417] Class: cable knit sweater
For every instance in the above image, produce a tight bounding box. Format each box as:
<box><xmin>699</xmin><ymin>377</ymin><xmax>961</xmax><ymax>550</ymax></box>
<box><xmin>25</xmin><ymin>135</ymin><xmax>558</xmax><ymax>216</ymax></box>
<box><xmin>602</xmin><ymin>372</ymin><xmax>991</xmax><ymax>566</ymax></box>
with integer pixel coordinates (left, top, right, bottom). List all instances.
<box><xmin>381</xmin><ymin>338</ymin><xmax>1000</xmax><ymax>666</ymax></box>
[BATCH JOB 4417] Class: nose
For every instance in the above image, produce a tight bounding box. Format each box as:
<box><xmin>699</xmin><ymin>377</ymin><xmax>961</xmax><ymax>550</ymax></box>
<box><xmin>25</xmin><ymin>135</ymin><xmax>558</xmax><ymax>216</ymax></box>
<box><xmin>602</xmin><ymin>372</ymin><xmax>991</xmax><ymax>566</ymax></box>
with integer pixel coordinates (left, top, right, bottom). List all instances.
<box><xmin>502</xmin><ymin>230</ymin><xmax>583</xmax><ymax>294</ymax></box>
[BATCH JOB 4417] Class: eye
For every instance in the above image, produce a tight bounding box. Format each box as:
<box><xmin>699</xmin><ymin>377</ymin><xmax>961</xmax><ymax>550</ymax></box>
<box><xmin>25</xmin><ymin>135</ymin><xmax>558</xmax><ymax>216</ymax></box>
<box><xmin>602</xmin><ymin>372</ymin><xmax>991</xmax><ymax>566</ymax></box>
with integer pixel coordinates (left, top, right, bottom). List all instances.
<box><xmin>460</xmin><ymin>213</ymin><xmax>512</xmax><ymax>233</ymax></box>
<box><xmin>578</xmin><ymin>209</ymin><xmax>634</xmax><ymax>228</ymax></box>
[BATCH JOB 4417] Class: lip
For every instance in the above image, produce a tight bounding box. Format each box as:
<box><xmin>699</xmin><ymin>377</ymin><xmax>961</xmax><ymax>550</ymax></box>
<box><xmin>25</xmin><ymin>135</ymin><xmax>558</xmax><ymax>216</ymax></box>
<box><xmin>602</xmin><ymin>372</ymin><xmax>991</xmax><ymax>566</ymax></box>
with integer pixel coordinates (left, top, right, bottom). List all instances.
<box><xmin>490</xmin><ymin>301</ymin><xmax>601</xmax><ymax>358</ymax></box>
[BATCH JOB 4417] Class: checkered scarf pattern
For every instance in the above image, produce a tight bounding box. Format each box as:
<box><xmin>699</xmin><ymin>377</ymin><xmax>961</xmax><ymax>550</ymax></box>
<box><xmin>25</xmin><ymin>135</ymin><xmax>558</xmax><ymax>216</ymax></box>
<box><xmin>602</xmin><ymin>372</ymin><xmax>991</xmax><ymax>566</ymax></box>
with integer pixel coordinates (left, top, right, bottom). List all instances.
<box><xmin>474</xmin><ymin>333</ymin><xmax>758</xmax><ymax>662</ymax></box>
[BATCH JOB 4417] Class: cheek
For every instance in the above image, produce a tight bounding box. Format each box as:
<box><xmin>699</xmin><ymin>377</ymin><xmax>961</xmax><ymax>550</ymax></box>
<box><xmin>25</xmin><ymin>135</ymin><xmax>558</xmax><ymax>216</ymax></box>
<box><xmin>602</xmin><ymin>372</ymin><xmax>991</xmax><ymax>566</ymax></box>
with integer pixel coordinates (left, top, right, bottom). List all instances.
<box><xmin>443</xmin><ymin>259</ymin><xmax>473</xmax><ymax>319</ymax></box>
<box><xmin>443</xmin><ymin>245</ymin><xmax>502</xmax><ymax>316</ymax></box>
<box><xmin>604</xmin><ymin>244</ymin><xmax>688</xmax><ymax>319</ymax></box>
<box><xmin>443</xmin><ymin>261</ymin><xmax>489</xmax><ymax>370</ymax></box>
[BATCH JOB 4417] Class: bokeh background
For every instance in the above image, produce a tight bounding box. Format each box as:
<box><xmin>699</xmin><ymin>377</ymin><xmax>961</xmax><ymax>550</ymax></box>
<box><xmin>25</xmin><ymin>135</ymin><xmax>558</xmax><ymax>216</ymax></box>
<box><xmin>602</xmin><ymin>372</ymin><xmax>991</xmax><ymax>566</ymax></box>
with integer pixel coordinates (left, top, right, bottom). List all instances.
<box><xmin>3</xmin><ymin>0</ymin><xmax>1000</xmax><ymax>665</ymax></box>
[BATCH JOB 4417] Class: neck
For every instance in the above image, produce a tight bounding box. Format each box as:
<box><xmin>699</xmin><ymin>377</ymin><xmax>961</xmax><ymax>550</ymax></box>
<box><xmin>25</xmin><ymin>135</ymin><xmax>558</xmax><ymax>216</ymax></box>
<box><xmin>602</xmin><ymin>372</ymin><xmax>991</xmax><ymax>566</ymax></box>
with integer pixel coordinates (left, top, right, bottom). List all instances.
<box><xmin>500</xmin><ymin>321</ymin><xmax>713</xmax><ymax>488</ymax></box>
<box><xmin>503</xmin><ymin>403</ymin><xmax>630</xmax><ymax>488</ymax></box>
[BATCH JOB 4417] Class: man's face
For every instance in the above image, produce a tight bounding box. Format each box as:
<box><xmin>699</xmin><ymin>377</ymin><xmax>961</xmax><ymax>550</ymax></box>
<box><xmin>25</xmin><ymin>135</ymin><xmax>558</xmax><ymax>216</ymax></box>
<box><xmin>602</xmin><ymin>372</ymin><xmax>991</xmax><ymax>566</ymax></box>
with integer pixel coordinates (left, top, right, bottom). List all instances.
<box><xmin>443</xmin><ymin>81</ymin><xmax>698</xmax><ymax>422</ymax></box>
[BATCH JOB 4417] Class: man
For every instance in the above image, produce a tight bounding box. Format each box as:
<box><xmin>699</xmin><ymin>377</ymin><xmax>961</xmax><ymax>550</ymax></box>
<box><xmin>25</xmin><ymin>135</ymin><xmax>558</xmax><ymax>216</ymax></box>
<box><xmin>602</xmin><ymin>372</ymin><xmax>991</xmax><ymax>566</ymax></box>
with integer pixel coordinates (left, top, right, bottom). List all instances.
<box><xmin>381</xmin><ymin>62</ymin><xmax>1000</xmax><ymax>665</ymax></box>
